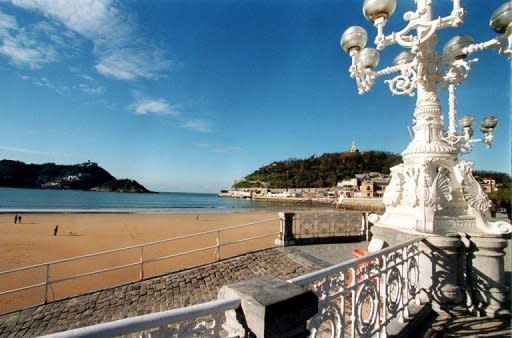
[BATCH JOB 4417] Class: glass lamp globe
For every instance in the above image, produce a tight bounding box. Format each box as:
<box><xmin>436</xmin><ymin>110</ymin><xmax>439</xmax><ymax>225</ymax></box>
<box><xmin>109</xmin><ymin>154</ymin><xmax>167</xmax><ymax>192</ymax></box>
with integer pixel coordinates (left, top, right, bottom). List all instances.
<box><xmin>480</xmin><ymin>124</ymin><xmax>490</xmax><ymax>133</ymax></box>
<box><xmin>363</xmin><ymin>0</ymin><xmax>397</xmax><ymax>22</ymax></box>
<box><xmin>357</xmin><ymin>48</ymin><xmax>380</xmax><ymax>69</ymax></box>
<box><xmin>459</xmin><ymin>114</ymin><xmax>475</xmax><ymax>128</ymax></box>
<box><xmin>443</xmin><ymin>35</ymin><xmax>475</xmax><ymax>61</ymax></box>
<box><xmin>340</xmin><ymin>26</ymin><xmax>368</xmax><ymax>53</ymax></box>
<box><xmin>482</xmin><ymin>116</ymin><xmax>498</xmax><ymax>129</ymax></box>
<box><xmin>490</xmin><ymin>2</ymin><xmax>512</xmax><ymax>34</ymax></box>
<box><xmin>393</xmin><ymin>51</ymin><xmax>414</xmax><ymax>65</ymax></box>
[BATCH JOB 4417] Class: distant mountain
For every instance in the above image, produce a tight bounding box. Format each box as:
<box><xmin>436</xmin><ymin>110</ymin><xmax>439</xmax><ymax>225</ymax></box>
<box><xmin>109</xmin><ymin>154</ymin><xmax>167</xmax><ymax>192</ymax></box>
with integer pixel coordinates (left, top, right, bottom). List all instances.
<box><xmin>0</xmin><ymin>160</ymin><xmax>153</xmax><ymax>193</ymax></box>
<box><xmin>234</xmin><ymin>151</ymin><xmax>403</xmax><ymax>189</ymax></box>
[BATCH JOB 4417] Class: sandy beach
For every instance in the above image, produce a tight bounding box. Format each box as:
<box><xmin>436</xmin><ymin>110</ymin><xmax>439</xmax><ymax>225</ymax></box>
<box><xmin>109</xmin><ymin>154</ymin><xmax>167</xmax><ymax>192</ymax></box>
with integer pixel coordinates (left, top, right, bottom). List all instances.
<box><xmin>0</xmin><ymin>211</ymin><xmax>281</xmax><ymax>313</ymax></box>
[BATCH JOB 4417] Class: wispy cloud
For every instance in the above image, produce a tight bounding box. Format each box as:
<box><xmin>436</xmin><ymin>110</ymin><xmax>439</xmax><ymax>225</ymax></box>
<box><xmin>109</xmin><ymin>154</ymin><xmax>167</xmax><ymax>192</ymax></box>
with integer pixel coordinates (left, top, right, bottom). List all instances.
<box><xmin>182</xmin><ymin>119</ymin><xmax>211</xmax><ymax>133</ymax></box>
<box><xmin>0</xmin><ymin>145</ymin><xmax>64</xmax><ymax>156</ymax></box>
<box><xmin>9</xmin><ymin>0</ymin><xmax>170</xmax><ymax>80</ymax></box>
<box><xmin>78</xmin><ymin>83</ymin><xmax>105</xmax><ymax>95</ymax></box>
<box><xmin>34</xmin><ymin>76</ymin><xmax>67</xmax><ymax>94</ymax></box>
<box><xmin>213</xmin><ymin>146</ymin><xmax>241</xmax><ymax>154</ymax></box>
<box><xmin>0</xmin><ymin>10</ymin><xmax>58</xmax><ymax>69</ymax></box>
<box><xmin>127</xmin><ymin>91</ymin><xmax>179</xmax><ymax>116</ymax></box>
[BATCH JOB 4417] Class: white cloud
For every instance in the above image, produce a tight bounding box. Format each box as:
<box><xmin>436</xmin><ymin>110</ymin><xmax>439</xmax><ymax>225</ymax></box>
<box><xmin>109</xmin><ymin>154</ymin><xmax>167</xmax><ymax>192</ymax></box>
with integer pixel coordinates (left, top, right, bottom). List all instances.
<box><xmin>213</xmin><ymin>146</ymin><xmax>241</xmax><ymax>154</ymax></box>
<box><xmin>95</xmin><ymin>50</ymin><xmax>169</xmax><ymax>81</ymax></box>
<box><xmin>0</xmin><ymin>10</ymin><xmax>58</xmax><ymax>68</ymax></box>
<box><xmin>0</xmin><ymin>145</ymin><xmax>61</xmax><ymax>156</ymax></box>
<box><xmin>128</xmin><ymin>92</ymin><xmax>179</xmax><ymax>115</ymax></box>
<box><xmin>0</xmin><ymin>11</ymin><xmax>16</xmax><ymax>31</ymax></box>
<box><xmin>183</xmin><ymin>119</ymin><xmax>211</xmax><ymax>133</ymax></box>
<box><xmin>9</xmin><ymin>0</ymin><xmax>169</xmax><ymax>80</ymax></box>
<box><xmin>34</xmin><ymin>76</ymin><xmax>66</xmax><ymax>93</ymax></box>
<box><xmin>78</xmin><ymin>83</ymin><xmax>105</xmax><ymax>95</ymax></box>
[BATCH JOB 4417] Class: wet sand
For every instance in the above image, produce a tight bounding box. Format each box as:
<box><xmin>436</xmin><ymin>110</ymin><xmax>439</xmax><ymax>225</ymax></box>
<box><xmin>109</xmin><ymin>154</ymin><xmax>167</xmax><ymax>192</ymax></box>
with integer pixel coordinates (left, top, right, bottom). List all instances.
<box><xmin>0</xmin><ymin>211</ymin><xmax>281</xmax><ymax>313</ymax></box>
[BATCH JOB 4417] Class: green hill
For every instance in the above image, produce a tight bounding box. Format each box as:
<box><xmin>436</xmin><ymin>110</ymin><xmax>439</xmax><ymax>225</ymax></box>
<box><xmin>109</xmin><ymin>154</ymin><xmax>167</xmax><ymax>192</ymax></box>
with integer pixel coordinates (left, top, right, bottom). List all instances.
<box><xmin>234</xmin><ymin>151</ymin><xmax>403</xmax><ymax>188</ymax></box>
<box><xmin>0</xmin><ymin>160</ymin><xmax>152</xmax><ymax>193</ymax></box>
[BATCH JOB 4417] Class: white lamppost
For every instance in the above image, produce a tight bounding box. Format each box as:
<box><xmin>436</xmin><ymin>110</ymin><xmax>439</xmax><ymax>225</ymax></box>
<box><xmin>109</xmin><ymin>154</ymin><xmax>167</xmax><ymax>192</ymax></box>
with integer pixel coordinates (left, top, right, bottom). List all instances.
<box><xmin>340</xmin><ymin>1</ymin><xmax>512</xmax><ymax>235</ymax></box>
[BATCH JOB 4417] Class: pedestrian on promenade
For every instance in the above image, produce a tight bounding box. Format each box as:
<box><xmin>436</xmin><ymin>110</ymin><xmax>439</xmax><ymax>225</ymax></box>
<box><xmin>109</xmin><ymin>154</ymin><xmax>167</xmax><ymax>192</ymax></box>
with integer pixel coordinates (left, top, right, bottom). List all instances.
<box><xmin>54</xmin><ymin>225</ymin><xmax>59</xmax><ymax>236</ymax></box>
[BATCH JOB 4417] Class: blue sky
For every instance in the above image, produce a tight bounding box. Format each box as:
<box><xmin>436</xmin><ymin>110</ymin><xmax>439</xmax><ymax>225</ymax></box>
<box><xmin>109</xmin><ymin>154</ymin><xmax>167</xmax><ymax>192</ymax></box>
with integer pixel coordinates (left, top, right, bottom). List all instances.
<box><xmin>0</xmin><ymin>1</ymin><xmax>509</xmax><ymax>193</ymax></box>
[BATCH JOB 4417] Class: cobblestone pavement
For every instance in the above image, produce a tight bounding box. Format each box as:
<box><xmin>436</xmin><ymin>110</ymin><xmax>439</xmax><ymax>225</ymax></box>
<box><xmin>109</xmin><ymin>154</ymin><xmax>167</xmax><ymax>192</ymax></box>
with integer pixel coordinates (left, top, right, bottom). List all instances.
<box><xmin>286</xmin><ymin>241</ymin><xmax>370</xmax><ymax>267</ymax></box>
<box><xmin>0</xmin><ymin>248</ymin><xmax>320</xmax><ymax>337</ymax></box>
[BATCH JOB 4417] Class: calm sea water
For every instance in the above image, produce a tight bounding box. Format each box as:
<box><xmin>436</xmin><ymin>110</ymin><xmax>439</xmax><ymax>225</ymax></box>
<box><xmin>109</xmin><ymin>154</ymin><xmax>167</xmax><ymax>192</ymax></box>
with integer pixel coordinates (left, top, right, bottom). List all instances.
<box><xmin>0</xmin><ymin>187</ymin><xmax>329</xmax><ymax>212</ymax></box>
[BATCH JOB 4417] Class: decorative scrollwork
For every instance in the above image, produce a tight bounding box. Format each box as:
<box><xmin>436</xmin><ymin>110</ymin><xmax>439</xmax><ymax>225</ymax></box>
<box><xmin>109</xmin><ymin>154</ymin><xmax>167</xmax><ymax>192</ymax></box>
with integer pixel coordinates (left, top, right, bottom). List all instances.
<box><xmin>300</xmin><ymin>214</ymin><xmax>314</xmax><ymax>235</ymax></box>
<box><xmin>386</xmin><ymin>266</ymin><xmax>403</xmax><ymax>314</ymax></box>
<box><xmin>334</xmin><ymin>213</ymin><xmax>346</xmax><ymax>233</ymax></box>
<box><xmin>144</xmin><ymin>314</ymin><xmax>222</xmax><ymax>338</ymax></box>
<box><xmin>308</xmin><ymin>301</ymin><xmax>343</xmax><ymax>338</ymax></box>
<box><xmin>318</xmin><ymin>214</ymin><xmax>332</xmax><ymax>234</ymax></box>
<box><xmin>384</xmin><ymin>65</ymin><xmax>417</xmax><ymax>96</ymax></box>
<box><xmin>454</xmin><ymin>161</ymin><xmax>491</xmax><ymax>212</ymax></box>
<box><xmin>407</xmin><ymin>256</ymin><xmax>419</xmax><ymax>297</ymax></box>
<box><xmin>424</xmin><ymin>167</ymin><xmax>452</xmax><ymax>209</ymax></box>
<box><xmin>355</xmin><ymin>282</ymin><xmax>379</xmax><ymax>336</ymax></box>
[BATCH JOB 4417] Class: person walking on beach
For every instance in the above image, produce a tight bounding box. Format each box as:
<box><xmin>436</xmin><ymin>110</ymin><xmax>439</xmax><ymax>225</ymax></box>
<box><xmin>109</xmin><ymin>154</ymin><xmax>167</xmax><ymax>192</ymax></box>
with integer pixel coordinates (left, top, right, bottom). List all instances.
<box><xmin>18</xmin><ymin>215</ymin><xmax>22</xmax><ymax>224</ymax></box>
<box><xmin>54</xmin><ymin>225</ymin><xmax>59</xmax><ymax>236</ymax></box>
<box><xmin>14</xmin><ymin>214</ymin><xmax>18</xmax><ymax>224</ymax></box>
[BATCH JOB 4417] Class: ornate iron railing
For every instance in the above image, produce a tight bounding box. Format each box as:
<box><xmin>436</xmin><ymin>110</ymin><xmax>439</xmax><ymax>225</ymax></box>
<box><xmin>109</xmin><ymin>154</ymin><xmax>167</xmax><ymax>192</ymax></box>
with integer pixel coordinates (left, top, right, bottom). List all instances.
<box><xmin>0</xmin><ymin>218</ymin><xmax>279</xmax><ymax>314</ymax></box>
<box><xmin>39</xmin><ymin>297</ymin><xmax>241</xmax><ymax>338</ymax></box>
<box><xmin>35</xmin><ymin>238</ymin><xmax>423</xmax><ymax>338</ymax></box>
<box><xmin>292</xmin><ymin>211</ymin><xmax>366</xmax><ymax>239</ymax></box>
<box><xmin>289</xmin><ymin>237</ymin><xmax>422</xmax><ymax>338</ymax></box>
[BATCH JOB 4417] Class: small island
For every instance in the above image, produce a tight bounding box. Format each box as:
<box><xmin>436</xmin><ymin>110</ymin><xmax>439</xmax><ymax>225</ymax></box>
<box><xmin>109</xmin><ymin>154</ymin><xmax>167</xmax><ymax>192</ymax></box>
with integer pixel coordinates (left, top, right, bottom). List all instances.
<box><xmin>0</xmin><ymin>159</ymin><xmax>153</xmax><ymax>193</ymax></box>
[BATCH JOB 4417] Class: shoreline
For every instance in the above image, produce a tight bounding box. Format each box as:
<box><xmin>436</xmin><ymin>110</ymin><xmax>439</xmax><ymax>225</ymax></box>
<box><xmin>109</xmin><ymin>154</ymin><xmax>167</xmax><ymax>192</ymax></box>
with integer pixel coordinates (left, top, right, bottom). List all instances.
<box><xmin>0</xmin><ymin>205</ymin><xmax>335</xmax><ymax>214</ymax></box>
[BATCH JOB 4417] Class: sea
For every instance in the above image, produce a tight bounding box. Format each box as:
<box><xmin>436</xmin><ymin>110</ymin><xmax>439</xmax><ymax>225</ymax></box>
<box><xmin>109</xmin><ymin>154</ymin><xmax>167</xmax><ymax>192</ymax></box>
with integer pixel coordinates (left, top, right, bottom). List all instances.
<box><xmin>0</xmin><ymin>187</ymin><xmax>331</xmax><ymax>213</ymax></box>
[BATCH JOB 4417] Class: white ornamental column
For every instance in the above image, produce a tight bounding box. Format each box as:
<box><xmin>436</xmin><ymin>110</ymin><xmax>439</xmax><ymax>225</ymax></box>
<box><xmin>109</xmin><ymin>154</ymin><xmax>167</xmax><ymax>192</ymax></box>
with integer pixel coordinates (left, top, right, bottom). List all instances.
<box><xmin>340</xmin><ymin>0</ymin><xmax>512</xmax><ymax>316</ymax></box>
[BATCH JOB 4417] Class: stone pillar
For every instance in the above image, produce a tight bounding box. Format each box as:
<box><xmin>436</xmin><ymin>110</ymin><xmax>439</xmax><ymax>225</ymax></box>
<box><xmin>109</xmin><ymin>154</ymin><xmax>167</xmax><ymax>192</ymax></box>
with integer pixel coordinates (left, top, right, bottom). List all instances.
<box><xmin>276</xmin><ymin>212</ymin><xmax>295</xmax><ymax>246</ymax></box>
<box><xmin>467</xmin><ymin>234</ymin><xmax>510</xmax><ymax>317</ymax></box>
<box><xmin>218</xmin><ymin>275</ymin><xmax>318</xmax><ymax>338</ymax></box>
<box><xmin>421</xmin><ymin>234</ymin><xmax>465</xmax><ymax>311</ymax></box>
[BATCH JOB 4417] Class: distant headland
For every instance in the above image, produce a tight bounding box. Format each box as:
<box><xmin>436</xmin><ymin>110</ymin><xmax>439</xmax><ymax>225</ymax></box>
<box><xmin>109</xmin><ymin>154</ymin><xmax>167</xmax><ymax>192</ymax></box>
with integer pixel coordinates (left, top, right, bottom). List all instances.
<box><xmin>0</xmin><ymin>159</ymin><xmax>153</xmax><ymax>193</ymax></box>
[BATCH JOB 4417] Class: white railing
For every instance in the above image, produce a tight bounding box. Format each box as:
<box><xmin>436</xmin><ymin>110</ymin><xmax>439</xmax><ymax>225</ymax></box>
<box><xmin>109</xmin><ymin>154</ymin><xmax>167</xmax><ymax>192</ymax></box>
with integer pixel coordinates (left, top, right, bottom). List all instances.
<box><xmin>0</xmin><ymin>218</ymin><xmax>279</xmax><ymax>313</ymax></box>
<box><xmin>289</xmin><ymin>237</ymin><xmax>423</xmax><ymax>338</ymax></box>
<box><xmin>40</xmin><ymin>297</ymin><xmax>241</xmax><ymax>338</ymax></box>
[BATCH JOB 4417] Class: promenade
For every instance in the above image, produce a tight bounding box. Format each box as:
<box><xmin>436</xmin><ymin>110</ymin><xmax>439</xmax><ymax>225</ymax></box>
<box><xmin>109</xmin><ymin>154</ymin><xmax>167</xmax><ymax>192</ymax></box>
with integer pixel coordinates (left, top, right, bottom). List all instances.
<box><xmin>0</xmin><ymin>248</ymin><xmax>320</xmax><ymax>337</ymax></box>
<box><xmin>0</xmin><ymin>239</ymin><xmax>510</xmax><ymax>337</ymax></box>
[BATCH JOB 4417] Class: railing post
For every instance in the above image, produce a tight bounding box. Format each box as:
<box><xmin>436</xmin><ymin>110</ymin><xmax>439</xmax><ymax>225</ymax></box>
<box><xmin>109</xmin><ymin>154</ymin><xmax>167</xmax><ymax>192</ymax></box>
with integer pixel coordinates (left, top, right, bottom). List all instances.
<box><xmin>215</xmin><ymin>231</ymin><xmax>221</xmax><ymax>261</ymax></box>
<box><xmin>276</xmin><ymin>212</ymin><xmax>295</xmax><ymax>246</ymax></box>
<box><xmin>139</xmin><ymin>246</ymin><xmax>144</xmax><ymax>280</ymax></box>
<box><xmin>219</xmin><ymin>275</ymin><xmax>318</xmax><ymax>337</ymax></box>
<box><xmin>44</xmin><ymin>264</ymin><xmax>50</xmax><ymax>304</ymax></box>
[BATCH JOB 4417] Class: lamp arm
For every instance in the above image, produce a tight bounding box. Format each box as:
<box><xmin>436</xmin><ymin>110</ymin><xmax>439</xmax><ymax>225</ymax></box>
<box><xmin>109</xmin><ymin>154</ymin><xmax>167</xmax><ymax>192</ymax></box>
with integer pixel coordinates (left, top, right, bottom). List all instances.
<box><xmin>376</xmin><ymin>4</ymin><xmax>465</xmax><ymax>51</ymax></box>
<box><xmin>462</xmin><ymin>37</ymin><xmax>504</xmax><ymax>56</ymax></box>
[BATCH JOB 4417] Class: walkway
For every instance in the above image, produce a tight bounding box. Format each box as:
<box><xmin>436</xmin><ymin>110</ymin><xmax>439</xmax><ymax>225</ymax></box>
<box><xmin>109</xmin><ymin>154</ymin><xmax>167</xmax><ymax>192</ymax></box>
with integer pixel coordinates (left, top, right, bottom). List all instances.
<box><xmin>0</xmin><ymin>240</ymin><xmax>510</xmax><ymax>337</ymax></box>
<box><xmin>0</xmin><ymin>248</ymin><xmax>320</xmax><ymax>337</ymax></box>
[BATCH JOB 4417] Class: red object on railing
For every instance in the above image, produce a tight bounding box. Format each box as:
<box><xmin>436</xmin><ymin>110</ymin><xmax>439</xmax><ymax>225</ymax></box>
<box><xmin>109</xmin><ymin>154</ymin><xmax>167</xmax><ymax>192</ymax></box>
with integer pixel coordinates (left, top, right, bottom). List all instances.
<box><xmin>352</xmin><ymin>248</ymin><xmax>368</xmax><ymax>258</ymax></box>
<box><xmin>347</xmin><ymin>248</ymin><xmax>371</xmax><ymax>286</ymax></box>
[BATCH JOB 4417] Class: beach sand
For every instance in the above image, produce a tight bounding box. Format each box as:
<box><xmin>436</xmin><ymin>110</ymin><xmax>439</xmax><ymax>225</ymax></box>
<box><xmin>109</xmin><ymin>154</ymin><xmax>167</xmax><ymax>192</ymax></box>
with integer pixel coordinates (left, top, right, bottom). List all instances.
<box><xmin>0</xmin><ymin>211</ymin><xmax>281</xmax><ymax>313</ymax></box>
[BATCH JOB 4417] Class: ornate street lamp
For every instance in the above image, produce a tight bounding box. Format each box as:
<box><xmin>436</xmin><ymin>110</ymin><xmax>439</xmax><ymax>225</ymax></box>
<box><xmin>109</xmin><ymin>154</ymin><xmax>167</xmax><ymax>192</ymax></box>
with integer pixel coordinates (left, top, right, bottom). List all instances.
<box><xmin>340</xmin><ymin>1</ymin><xmax>512</xmax><ymax>235</ymax></box>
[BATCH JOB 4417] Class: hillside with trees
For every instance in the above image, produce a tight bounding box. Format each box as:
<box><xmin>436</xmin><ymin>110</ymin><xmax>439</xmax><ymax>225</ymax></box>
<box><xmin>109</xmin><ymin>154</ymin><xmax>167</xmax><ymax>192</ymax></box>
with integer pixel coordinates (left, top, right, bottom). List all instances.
<box><xmin>0</xmin><ymin>160</ymin><xmax>152</xmax><ymax>193</ymax></box>
<box><xmin>234</xmin><ymin>151</ymin><xmax>402</xmax><ymax>188</ymax></box>
<box><xmin>234</xmin><ymin>151</ymin><xmax>511</xmax><ymax>193</ymax></box>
